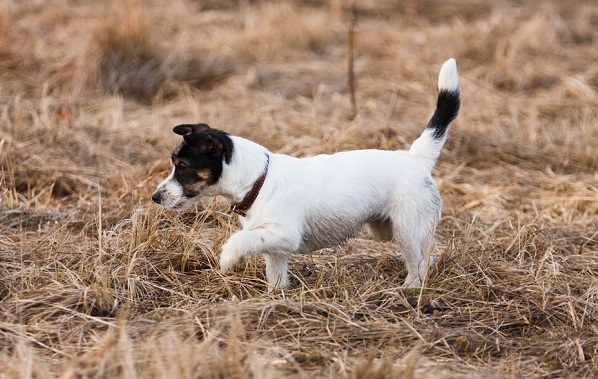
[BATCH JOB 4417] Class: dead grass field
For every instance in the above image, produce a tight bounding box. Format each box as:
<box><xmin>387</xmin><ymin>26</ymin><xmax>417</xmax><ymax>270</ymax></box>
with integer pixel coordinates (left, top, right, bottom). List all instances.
<box><xmin>1</xmin><ymin>0</ymin><xmax>597</xmax><ymax>377</ymax></box>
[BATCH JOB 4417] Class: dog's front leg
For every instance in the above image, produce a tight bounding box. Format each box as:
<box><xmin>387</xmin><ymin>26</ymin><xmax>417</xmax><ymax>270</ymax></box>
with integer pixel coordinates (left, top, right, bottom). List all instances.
<box><xmin>220</xmin><ymin>227</ymin><xmax>297</xmax><ymax>287</ymax></box>
<box><xmin>264</xmin><ymin>253</ymin><xmax>289</xmax><ymax>291</ymax></box>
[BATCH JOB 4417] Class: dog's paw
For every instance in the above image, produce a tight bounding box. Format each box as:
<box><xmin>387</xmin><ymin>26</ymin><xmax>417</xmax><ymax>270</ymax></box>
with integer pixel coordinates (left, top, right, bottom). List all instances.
<box><xmin>403</xmin><ymin>274</ymin><xmax>422</xmax><ymax>288</ymax></box>
<box><xmin>219</xmin><ymin>250</ymin><xmax>240</xmax><ymax>273</ymax></box>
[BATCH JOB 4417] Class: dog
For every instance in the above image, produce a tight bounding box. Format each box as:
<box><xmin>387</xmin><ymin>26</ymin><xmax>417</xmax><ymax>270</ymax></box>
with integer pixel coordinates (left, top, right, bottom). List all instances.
<box><xmin>152</xmin><ymin>58</ymin><xmax>460</xmax><ymax>290</ymax></box>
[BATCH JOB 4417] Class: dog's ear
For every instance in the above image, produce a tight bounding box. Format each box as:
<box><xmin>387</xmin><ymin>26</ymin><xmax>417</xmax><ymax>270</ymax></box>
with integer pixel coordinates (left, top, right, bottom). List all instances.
<box><xmin>173</xmin><ymin>123</ymin><xmax>211</xmax><ymax>136</ymax></box>
<box><xmin>212</xmin><ymin>134</ymin><xmax>233</xmax><ymax>164</ymax></box>
<box><xmin>201</xmin><ymin>135</ymin><xmax>224</xmax><ymax>158</ymax></box>
<box><xmin>185</xmin><ymin>134</ymin><xmax>225</xmax><ymax>159</ymax></box>
<box><xmin>182</xmin><ymin>132</ymin><xmax>202</xmax><ymax>146</ymax></box>
<box><xmin>175</xmin><ymin>125</ymin><xmax>232</xmax><ymax>163</ymax></box>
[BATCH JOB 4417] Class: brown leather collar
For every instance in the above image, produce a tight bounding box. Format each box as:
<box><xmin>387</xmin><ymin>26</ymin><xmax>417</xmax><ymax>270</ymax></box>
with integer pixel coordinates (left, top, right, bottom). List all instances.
<box><xmin>230</xmin><ymin>154</ymin><xmax>269</xmax><ymax>217</ymax></box>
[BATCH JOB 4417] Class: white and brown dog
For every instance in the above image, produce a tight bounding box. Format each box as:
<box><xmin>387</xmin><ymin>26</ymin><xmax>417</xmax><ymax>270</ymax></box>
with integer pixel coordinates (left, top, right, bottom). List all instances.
<box><xmin>152</xmin><ymin>59</ymin><xmax>460</xmax><ymax>290</ymax></box>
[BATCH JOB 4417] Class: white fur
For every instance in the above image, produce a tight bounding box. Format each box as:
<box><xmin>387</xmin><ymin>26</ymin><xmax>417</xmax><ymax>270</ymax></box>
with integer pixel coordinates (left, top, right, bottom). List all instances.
<box><xmin>154</xmin><ymin>167</ymin><xmax>185</xmax><ymax>209</ymax></box>
<box><xmin>438</xmin><ymin>58</ymin><xmax>459</xmax><ymax>92</ymax></box>
<box><xmin>155</xmin><ymin>59</ymin><xmax>460</xmax><ymax>291</ymax></box>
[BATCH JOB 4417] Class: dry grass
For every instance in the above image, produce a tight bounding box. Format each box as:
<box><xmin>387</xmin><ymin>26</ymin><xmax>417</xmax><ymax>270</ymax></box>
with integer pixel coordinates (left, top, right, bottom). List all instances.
<box><xmin>1</xmin><ymin>0</ymin><xmax>597</xmax><ymax>377</ymax></box>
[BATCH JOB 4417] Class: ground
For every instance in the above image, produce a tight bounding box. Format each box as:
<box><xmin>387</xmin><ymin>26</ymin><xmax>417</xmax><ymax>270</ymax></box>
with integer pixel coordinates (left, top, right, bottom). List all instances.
<box><xmin>1</xmin><ymin>0</ymin><xmax>597</xmax><ymax>378</ymax></box>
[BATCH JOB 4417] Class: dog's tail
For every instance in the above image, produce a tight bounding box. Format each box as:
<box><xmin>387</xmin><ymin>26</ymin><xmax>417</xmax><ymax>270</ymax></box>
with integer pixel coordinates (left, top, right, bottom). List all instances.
<box><xmin>409</xmin><ymin>58</ymin><xmax>460</xmax><ymax>171</ymax></box>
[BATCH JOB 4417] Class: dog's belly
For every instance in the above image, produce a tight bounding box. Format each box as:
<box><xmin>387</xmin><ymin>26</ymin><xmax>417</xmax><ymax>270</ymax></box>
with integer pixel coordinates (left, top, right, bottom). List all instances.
<box><xmin>296</xmin><ymin>215</ymin><xmax>362</xmax><ymax>253</ymax></box>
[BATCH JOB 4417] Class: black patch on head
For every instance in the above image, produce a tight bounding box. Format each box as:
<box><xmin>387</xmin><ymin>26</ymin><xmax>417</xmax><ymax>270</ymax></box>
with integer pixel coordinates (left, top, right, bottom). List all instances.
<box><xmin>170</xmin><ymin>123</ymin><xmax>234</xmax><ymax>198</ymax></box>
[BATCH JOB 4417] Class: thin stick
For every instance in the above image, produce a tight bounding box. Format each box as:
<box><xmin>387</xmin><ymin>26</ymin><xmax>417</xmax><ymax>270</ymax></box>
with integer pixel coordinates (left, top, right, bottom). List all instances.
<box><xmin>348</xmin><ymin>0</ymin><xmax>358</xmax><ymax>119</ymax></box>
<box><xmin>97</xmin><ymin>181</ymin><xmax>103</xmax><ymax>264</ymax></box>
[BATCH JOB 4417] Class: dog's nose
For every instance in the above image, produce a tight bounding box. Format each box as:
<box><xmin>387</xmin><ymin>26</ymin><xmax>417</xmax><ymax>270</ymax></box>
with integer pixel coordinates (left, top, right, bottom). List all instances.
<box><xmin>151</xmin><ymin>192</ymin><xmax>162</xmax><ymax>204</ymax></box>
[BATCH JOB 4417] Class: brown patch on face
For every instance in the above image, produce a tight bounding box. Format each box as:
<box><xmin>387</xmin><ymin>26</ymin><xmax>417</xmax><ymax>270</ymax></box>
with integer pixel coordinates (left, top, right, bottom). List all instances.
<box><xmin>196</xmin><ymin>168</ymin><xmax>212</xmax><ymax>182</ymax></box>
<box><xmin>182</xmin><ymin>181</ymin><xmax>208</xmax><ymax>195</ymax></box>
<box><xmin>179</xmin><ymin>168</ymin><xmax>213</xmax><ymax>197</ymax></box>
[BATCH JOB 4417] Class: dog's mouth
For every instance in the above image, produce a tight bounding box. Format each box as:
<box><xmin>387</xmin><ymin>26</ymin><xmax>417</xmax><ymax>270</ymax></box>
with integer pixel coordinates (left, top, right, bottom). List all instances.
<box><xmin>152</xmin><ymin>175</ymin><xmax>200</xmax><ymax>211</ymax></box>
<box><xmin>166</xmin><ymin>200</ymin><xmax>194</xmax><ymax>211</ymax></box>
<box><xmin>152</xmin><ymin>192</ymin><xmax>198</xmax><ymax>211</ymax></box>
<box><xmin>152</xmin><ymin>163</ymin><xmax>216</xmax><ymax>213</ymax></box>
<box><xmin>152</xmin><ymin>184</ymin><xmax>203</xmax><ymax>210</ymax></box>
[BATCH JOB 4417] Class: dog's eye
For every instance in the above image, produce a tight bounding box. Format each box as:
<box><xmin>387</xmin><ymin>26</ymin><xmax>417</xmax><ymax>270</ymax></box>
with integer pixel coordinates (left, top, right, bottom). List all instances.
<box><xmin>176</xmin><ymin>161</ymin><xmax>192</xmax><ymax>169</ymax></box>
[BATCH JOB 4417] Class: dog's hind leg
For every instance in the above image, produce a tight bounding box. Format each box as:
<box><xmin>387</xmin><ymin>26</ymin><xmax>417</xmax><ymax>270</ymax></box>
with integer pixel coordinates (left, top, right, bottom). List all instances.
<box><xmin>398</xmin><ymin>233</ymin><xmax>435</xmax><ymax>288</ymax></box>
<box><xmin>264</xmin><ymin>253</ymin><xmax>290</xmax><ymax>291</ymax></box>
<box><xmin>391</xmin><ymin>199</ymin><xmax>439</xmax><ymax>287</ymax></box>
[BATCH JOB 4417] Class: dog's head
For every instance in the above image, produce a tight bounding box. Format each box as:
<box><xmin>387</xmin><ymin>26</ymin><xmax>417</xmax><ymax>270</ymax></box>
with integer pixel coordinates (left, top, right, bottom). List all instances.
<box><xmin>152</xmin><ymin>123</ymin><xmax>233</xmax><ymax>210</ymax></box>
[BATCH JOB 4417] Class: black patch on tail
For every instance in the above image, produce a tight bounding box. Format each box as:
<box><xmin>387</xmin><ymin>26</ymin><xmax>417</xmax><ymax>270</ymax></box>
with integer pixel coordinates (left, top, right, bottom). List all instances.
<box><xmin>427</xmin><ymin>89</ymin><xmax>460</xmax><ymax>139</ymax></box>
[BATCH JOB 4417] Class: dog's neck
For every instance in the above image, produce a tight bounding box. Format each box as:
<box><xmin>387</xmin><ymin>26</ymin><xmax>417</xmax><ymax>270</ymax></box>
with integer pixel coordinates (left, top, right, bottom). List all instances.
<box><xmin>230</xmin><ymin>154</ymin><xmax>269</xmax><ymax>216</ymax></box>
<box><xmin>216</xmin><ymin>136</ymin><xmax>271</xmax><ymax>207</ymax></box>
